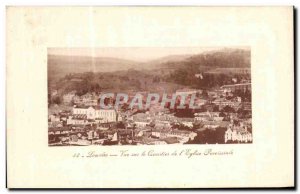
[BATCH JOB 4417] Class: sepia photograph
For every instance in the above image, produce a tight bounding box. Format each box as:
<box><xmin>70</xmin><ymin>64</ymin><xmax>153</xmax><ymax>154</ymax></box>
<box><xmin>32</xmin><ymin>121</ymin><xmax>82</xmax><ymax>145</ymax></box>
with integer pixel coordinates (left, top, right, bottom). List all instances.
<box><xmin>48</xmin><ymin>47</ymin><xmax>252</xmax><ymax>146</ymax></box>
<box><xmin>6</xmin><ymin>5</ymin><xmax>294</xmax><ymax>188</ymax></box>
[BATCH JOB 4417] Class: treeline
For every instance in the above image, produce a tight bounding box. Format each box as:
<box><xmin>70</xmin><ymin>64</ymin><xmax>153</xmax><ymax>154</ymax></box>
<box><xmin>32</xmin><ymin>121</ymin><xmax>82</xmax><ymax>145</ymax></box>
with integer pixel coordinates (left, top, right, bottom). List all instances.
<box><xmin>186</xmin><ymin>49</ymin><xmax>250</xmax><ymax>68</ymax></box>
<box><xmin>167</xmin><ymin>71</ymin><xmax>250</xmax><ymax>89</ymax></box>
<box><xmin>164</xmin><ymin>49</ymin><xmax>251</xmax><ymax>88</ymax></box>
<box><xmin>186</xmin><ymin>127</ymin><xmax>227</xmax><ymax>144</ymax></box>
<box><xmin>49</xmin><ymin>49</ymin><xmax>251</xmax><ymax>96</ymax></box>
<box><xmin>53</xmin><ymin>70</ymin><xmax>164</xmax><ymax>96</ymax></box>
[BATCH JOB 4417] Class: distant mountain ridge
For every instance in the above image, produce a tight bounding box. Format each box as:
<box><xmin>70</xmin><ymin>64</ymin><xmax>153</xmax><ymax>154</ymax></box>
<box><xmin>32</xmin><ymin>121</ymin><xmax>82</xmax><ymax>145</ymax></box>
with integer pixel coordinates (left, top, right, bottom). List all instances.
<box><xmin>185</xmin><ymin>48</ymin><xmax>250</xmax><ymax>68</ymax></box>
<box><xmin>48</xmin><ymin>55</ymin><xmax>141</xmax><ymax>80</ymax></box>
<box><xmin>48</xmin><ymin>48</ymin><xmax>250</xmax><ymax>81</ymax></box>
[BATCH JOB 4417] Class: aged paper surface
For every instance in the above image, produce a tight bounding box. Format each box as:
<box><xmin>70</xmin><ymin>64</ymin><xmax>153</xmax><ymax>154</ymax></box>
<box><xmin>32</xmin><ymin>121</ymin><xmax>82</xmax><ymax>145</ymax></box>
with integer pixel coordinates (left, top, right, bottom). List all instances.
<box><xmin>6</xmin><ymin>7</ymin><xmax>294</xmax><ymax>188</ymax></box>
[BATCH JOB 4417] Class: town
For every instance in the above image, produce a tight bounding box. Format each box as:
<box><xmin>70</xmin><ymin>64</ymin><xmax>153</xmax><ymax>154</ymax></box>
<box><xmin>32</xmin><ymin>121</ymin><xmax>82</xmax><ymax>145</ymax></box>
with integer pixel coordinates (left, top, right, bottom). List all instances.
<box><xmin>48</xmin><ymin>82</ymin><xmax>252</xmax><ymax>146</ymax></box>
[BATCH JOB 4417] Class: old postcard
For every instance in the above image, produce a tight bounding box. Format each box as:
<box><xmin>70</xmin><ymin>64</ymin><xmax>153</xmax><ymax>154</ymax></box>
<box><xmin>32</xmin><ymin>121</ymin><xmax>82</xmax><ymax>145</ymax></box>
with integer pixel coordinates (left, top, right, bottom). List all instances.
<box><xmin>6</xmin><ymin>6</ymin><xmax>294</xmax><ymax>188</ymax></box>
<box><xmin>48</xmin><ymin>47</ymin><xmax>252</xmax><ymax>146</ymax></box>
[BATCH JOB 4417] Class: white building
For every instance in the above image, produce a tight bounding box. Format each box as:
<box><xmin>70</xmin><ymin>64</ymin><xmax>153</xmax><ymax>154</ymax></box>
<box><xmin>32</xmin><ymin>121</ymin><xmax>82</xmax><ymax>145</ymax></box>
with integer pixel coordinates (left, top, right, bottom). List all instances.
<box><xmin>194</xmin><ymin>112</ymin><xmax>222</xmax><ymax>122</ymax></box>
<box><xmin>213</xmin><ymin>98</ymin><xmax>240</xmax><ymax>108</ymax></box>
<box><xmin>155</xmin><ymin>120</ymin><xmax>171</xmax><ymax>129</ymax></box>
<box><xmin>72</xmin><ymin>105</ymin><xmax>117</xmax><ymax>123</ymax></box>
<box><xmin>67</xmin><ymin>114</ymin><xmax>89</xmax><ymax>125</ymax></box>
<box><xmin>73</xmin><ymin>93</ymin><xmax>98</xmax><ymax>106</ymax></box>
<box><xmin>49</xmin><ymin>114</ymin><xmax>60</xmax><ymax>122</ymax></box>
<box><xmin>220</xmin><ymin>83</ymin><xmax>251</xmax><ymax>92</ymax></box>
<box><xmin>134</xmin><ymin>121</ymin><xmax>150</xmax><ymax>128</ymax></box>
<box><xmin>175</xmin><ymin>88</ymin><xmax>197</xmax><ymax>96</ymax></box>
<box><xmin>151</xmin><ymin>130</ymin><xmax>197</xmax><ymax>141</ymax></box>
<box><xmin>224</xmin><ymin>123</ymin><xmax>252</xmax><ymax>143</ymax></box>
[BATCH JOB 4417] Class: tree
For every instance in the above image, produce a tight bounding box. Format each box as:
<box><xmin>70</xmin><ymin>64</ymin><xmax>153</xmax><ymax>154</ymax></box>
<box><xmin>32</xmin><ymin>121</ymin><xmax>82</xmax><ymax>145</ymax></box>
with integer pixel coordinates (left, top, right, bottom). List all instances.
<box><xmin>186</xmin><ymin>127</ymin><xmax>227</xmax><ymax>144</ymax></box>
<box><xmin>222</xmin><ymin>105</ymin><xmax>235</xmax><ymax>113</ymax></box>
<box><xmin>148</xmin><ymin>120</ymin><xmax>155</xmax><ymax>128</ymax></box>
<box><xmin>202</xmin><ymin>90</ymin><xmax>209</xmax><ymax>98</ymax></box>
<box><xmin>213</xmin><ymin>105</ymin><xmax>219</xmax><ymax>112</ymax></box>
<box><xmin>193</xmin><ymin>121</ymin><xmax>204</xmax><ymax>130</ymax></box>
<box><xmin>116</xmin><ymin>122</ymin><xmax>126</xmax><ymax>129</ymax></box>
<box><xmin>121</xmin><ymin>103</ymin><xmax>129</xmax><ymax>111</ymax></box>
<box><xmin>52</xmin><ymin>96</ymin><xmax>61</xmax><ymax>105</ymax></box>
<box><xmin>223</xmin><ymin>116</ymin><xmax>230</xmax><ymax>121</ymax></box>
<box><xmin>219</xmin><ymin>111</ymin><xmax>226</xmax><ymax>117</ymax></box>
<box><xmin>174</xmin><ymin>106</ymin><xmax>195</xmax><ymax>118</ymax></box>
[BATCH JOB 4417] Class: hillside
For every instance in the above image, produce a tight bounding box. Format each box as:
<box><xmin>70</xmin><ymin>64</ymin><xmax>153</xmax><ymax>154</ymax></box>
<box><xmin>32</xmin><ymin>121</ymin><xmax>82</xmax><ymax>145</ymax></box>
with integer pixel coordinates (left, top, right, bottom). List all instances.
<box><xmin>158</xmin><ymin>48</ymin><xmax>250</xmax><ymax>70</ymax></box>
<box><xmin>48</xmin><ymin>48</ymin><xmax>251</xmax><ymax>95</ymax></box>
<box><xmin>185</xmin><ymin>48</ymin><xmax>250</xmax><ymax>68</ymax></box>
<box><xmin>48</xmin><ymin>48</ymin><xmax>250</xmax><ymax>80</ymax></box>
<box><xmin>48</xmin><ymin>55</ymin><xmax>141</xmax><ymax>80</ymax></box>
<box><xmin>142</xmin><ymin>54</ymin><xmax>192</xmax><ymax>70</ymax></box>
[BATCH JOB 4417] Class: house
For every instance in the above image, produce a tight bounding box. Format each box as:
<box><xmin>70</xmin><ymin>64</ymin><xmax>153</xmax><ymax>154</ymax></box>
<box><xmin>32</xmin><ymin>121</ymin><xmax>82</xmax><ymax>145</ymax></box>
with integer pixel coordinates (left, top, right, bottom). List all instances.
<box><xmin>193</xmin><ymin>98</ymin><xmax>207</xmax><ymax>107</ymax></box>
<box><xmin>207</xmin><ymin>91</ymin><xmax>218</xmax><ymax>98</ymax></box>
<box><xmin>63</xmin><ymin>91</ymin><xmax>76</xmax><ymax>104</ymax></box>
<box><xmin>73</xmin><ymin>95</ymin><xmax>83</xmax><ymax>104</ymax></box>
<box><xmin>181</xmin><ymin>121</ymin><xmax>193</xmax><ymax>128</ymax></box>
<box><xmin>194</xmin><ymin>112</ymin><xmax>221</xmax><ymax>122</ymax></box>
<box><xmin>48</xmin><ymin>127</ymin><xmax>70</xmax><ymax>135</ymax></box>
<box><xmin>134</xmin><ymin>118</ymin><xmax>151</xmax><ymax>128</ymax></box>
<box><xmin>162</xmin><ymin>137</ymin><xmax>180</xmax><ymax>144</ymax></box>
<box><xmin>202</xmin><ymin>122</ymin><xmax>219</xmax><ymax>129</ymax></box>
<box><xmin>73</xmin><ymin>93</ymin><xmax>98</xmax><ymax>106</ymax></box>
<box><xmin>224</xmin><ymin>123</ymin><xmax>252</xmax><ymax>143</ymax></box>
<box><xmin>175</xmin><ymin>88</ymin><xmax>197</xmax><ymax>96</ymax></box>
<box><xmin>242</xmin><ymin>102</ymin><xmax>252</xmax><ymax>111</ymax></box>
<box><xmin>49</xmin><ymin>114</ymin><xmax>60</xmax><ymax>122</ymax></box>
<box><xmin>155</xmin><ymin>120</ymin><xmax>171</xmax><ymax>129</ymax></box>
<box><xmin>213</xmin><ymin>98</ymin><xmax>240</xmax><ymax>108</ymax></box>
<box><xmin>81</xmin><ymin>93</ymin><xmax>98</xmax><ymax>106</ymax></box>
<box><xmin>151</xmin><ymin>129</ymin><xmax>197</xmax><ymax>141</ymax></box>
<box><xmin>202</xmin><ymin>121</ymin><xmax>230</xmax><ymax>129</ymax></box>
<box><xmin>220</xmin><ymin>83</ymin><xmax>251</xmax><ymax>92</ymax></box>
<box><xmin>194</xmin><ymin>73</ymin><xmax>203</xmax><ymax>79</ymax></box>
<box><xmin>48</xmin><ymin>121</ymin><xmax>63</xmax><ymax>128</ymax></box>
<box><xmin>67</xmin><ymin>114</ymin><xmax>89</xmax><ymax>125</ymax></box>
<box><xmin>51</xmin><ymin>90</ymin><xmax>58</xmax><ymax>97</ymax></box>
<box><xmin>139</xmin><ymin>137</ymin><xmax>167</xmax><ymax>145</ymax></box>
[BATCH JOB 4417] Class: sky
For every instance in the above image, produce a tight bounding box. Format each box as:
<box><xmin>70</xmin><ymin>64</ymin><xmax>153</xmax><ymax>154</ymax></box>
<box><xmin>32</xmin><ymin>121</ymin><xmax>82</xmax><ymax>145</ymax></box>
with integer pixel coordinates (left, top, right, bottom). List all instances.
<box><xmin>48</xmin><ymin>47</ymin><xmax>249</xmax><ymax>62</ymax></box>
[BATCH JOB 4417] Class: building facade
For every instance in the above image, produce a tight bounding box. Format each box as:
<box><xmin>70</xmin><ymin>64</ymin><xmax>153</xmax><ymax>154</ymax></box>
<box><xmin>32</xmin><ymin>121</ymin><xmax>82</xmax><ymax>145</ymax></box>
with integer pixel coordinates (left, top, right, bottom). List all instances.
<box><xmin>72</xmin><ymin>105</ymin><xmax>117</xmax><ymax>123</ymax></box>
